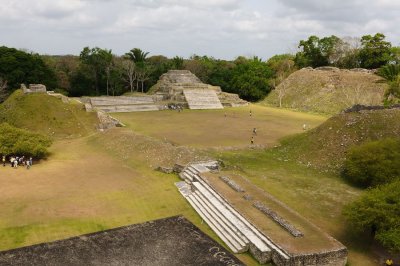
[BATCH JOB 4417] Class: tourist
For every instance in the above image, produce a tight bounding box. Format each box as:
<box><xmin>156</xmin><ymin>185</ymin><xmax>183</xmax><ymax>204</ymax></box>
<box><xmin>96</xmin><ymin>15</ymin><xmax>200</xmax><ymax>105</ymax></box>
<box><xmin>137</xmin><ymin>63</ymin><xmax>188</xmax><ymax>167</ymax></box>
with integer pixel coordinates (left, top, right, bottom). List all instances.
<box><xmin>303</xmin><ymin>123</ymin><xmax>307</xmax><ymax>130</ymax></box>
<box><xmin>251</xmin><ymin>136</ymin><xmax>254</xmax><ymax>145</ymax></box>
<box><xmin>249</xmin><ymin>110</ymin><xmax>252</xmax><ymax>117</ymax></box>
<box><xmin>29</xmin><ymin>157</ymin><xmax>33</xmax><ymax>167</ymax></box>
<box><xmin>2</xmin><ymin>155</ymin><xmax>5</xmax><ymax>167</ymax></box>
<box><xmin>253</xmin><ymin>127</ymin><xmax>257</xmax><ymax>135</ymax></box>
<box><xmin>385</xmin><ymin>259</ymin><xmax>393</xmax><ymax>266</ymax></box>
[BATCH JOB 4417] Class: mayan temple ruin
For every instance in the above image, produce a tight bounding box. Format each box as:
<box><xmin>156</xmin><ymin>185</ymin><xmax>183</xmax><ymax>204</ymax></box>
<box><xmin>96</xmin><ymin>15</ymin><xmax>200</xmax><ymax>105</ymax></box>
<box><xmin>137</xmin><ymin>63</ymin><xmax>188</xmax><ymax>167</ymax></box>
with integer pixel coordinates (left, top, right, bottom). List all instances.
<box><xmin>176</xmin><ymin>161</ymin><xmax>348</xmax><ymax>265</ymax></box>
<box><xmin>83</xmin><ymin>70</ymin><xmax>247</xmax><ymax>113</ymax></box>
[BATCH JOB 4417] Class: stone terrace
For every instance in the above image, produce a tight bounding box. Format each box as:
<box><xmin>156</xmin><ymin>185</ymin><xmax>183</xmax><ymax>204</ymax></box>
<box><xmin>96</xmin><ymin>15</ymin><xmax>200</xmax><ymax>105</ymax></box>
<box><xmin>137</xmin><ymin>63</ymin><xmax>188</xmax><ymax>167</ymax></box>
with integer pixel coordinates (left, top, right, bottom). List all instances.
<box><xmin>87</xmin><ymin>96</ymin><xmax>159</xmax><ymax>113</ymax></box>
<box><xmin>176</xmin><ymin>162</ymin><xmax>347</xmax><ymax>266</ymax></box>
<box><xmin>0</xmin><ymin>216</ymin><xmax>244</xmax><ymax>266</ymax></box>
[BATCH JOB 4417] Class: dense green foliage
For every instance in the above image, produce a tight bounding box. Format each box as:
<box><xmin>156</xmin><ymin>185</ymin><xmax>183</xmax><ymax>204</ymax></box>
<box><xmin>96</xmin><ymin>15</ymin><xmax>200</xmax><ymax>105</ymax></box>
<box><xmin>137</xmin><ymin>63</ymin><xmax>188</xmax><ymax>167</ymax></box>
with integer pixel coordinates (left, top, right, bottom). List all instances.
<box><xmin>229</xmin><ymin>57</ymin><xmax>273</xmax><ymax>101</ymax></box>
<box><xmin>344</xmin><ymin>180</ymin><xmax>400</xmax><ymax>251</ymax></box>
<box><xmin>359</xmin><ymin>33</ymin><xmax>392</xmax><ymax>69</ymax></box>
<box><xmin>378</xmin><ymin>64</ymin><xmax>400</xmax><ymax>104</ymax></box>
<box><xmin>0</xmin><ymin>123</ymin><xmax>52</xmax><ymax>158</ymax></box>
<box><xmin>0</xmin><ymin>46</ymin><xmax>57</xmax><ymax>91</ymax></box>
<box><xmin>342</xmin><ymin>138</ymin><xmax>400</xmax><ymax>188</ymax></box>
<box><xmin>295</xmin><ymin>35</ymin><xmax>340</xmax><ymax>68</ymax></box>
<box><xmin>295</xmin><ymin>33</ymin><xmax>398</xmax><ymax>70</ymax></box>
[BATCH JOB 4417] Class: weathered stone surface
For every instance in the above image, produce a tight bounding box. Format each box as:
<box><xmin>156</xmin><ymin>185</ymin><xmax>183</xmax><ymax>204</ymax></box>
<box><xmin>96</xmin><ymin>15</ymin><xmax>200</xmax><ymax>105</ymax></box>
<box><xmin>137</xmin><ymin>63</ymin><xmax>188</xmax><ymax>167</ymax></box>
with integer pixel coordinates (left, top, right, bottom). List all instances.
<box><xmin>183</xmin><ymin>89</ymin><xmax>223</xmax><ymax>110</ymax></box>
<box><xmin>220</xmin><ymin>176</ymin><xmax>245</xmax><ymax>192</ymax></box>
<box><xmin>150</xmin><ymin>70</ymin><xmax>246</xmax><ymax>109</ymax></box>
<box><xmin>0</xmin><ymin>216</ymin><xmax>244</xmax><ymax>266</ymax></box>
<box><xmin>177</xmin><ymin>161</ymin><xmax>348</xmax><ymax>266</ymax></box>
<box><xmin>253</xmin><ymin>201</ymin><xmax>304</xmax><ymax>238</ymax></box>
<box><xmin>96</xmin><ymin>111</ymin><xmax>124</xmax><ymax>130</ymax></box>
<box><xmin>88</xmin><ymin>96</ymin><xmax>159</xmax><ymax>113</ymax></box>
<box><xmin>22</xmin><ymin>83</ymin><xmax>47</xmax><ymax>94</ymax></box>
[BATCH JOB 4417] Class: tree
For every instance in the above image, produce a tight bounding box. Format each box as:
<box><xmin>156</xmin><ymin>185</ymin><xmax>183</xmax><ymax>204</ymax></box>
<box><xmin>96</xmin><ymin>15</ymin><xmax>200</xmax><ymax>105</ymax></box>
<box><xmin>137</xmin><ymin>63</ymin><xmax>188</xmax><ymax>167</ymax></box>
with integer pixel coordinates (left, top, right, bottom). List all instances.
<box><xmin>229</xmin><ymin>57</ymin><xmax>273</xmax><ymax>101</ymax></box>
<box><xmin>79</xmin><ymin>47</ymin><xmax>113</xmax><ymax>95</ymax></box>
<box><xmin>329</xmin><ymin>37</ymin><xmax>361</xmax><ymax>68</ymax></box>
<box><xmin>122</xmin><ymin>60</ymin><xmax>137</xmax><ymax>93</ymax></box>
<box><xmin>125</xmin><ymin>48</ymin><xmax>149</xmax><ymax>65</ymax></box>
<box><xmin>378</xmin><ymin>64</ymin><xmax>400</xmax><ymax>82</ymax></box>
<box><xmin>125</xmin><ymin>48</ymin><xmax>153</xmax><ymax>92</ymax></box>
<box><xmin>0</xmin><ymin>77</ymin><xmax>8</xmax><ymax>103</ymax></box>
<box><xmin>171</xmin><ymin>56</ymin><xmax>184</xmax><ymax>70</ymax></box>
<box><xmin>341</xmin><ymin>138</ymin><xmax>400</xmax><ymax>188</ymax></box>
<box><xmin>344</xmin><ymin>180</ymin><xmax>400</xmax><ymax>251</ymax></box>
<box><xmin>295</xmin><ymin>35</ymin><xmax>340</xmax><ymax>68</ymax></box>
<box><xmin>0</xmin><ymin>123</ymin><xmax>52</xmax><ymax>159</ymax></box>
<box><xmin>0</xmin><ymin>46</ymin><xmax>57</xmax><ymax>91</ymax></box>
<box><xmin>359</xmin><ymin>33</ymin><xmax>392</xmax><ymax>69</ymax></box>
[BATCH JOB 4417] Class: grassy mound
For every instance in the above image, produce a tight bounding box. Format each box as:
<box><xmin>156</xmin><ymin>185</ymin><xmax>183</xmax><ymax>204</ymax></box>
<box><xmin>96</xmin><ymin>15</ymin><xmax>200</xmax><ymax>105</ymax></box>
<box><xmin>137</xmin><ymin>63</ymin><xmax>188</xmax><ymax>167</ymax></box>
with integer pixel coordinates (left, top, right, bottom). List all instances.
<box><xmin>0</xmin><ymin>90</ymin><xmax>98</xmax><ymax>139</ymax></box>
<box><xmin>262</xmin><ymin>68</ymin><xmax>387</xmax><ymax>114</ymax></box>
<box><xmin>277</xmin><ymin>108</ymin><xmax>400</xmax><ymax>172</ymax></box>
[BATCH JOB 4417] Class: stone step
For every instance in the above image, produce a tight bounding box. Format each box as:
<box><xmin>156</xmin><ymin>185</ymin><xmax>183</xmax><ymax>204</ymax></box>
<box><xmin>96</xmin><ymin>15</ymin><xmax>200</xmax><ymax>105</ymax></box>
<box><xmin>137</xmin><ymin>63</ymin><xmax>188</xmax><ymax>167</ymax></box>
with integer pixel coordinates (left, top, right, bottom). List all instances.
<box><xmin>187</xmin><ymin>194</ymin><xmax>242</xmax><ymax>253</ymax></box>
<box><xmin>183</xmin><ymin>89</ymin><xmax>223</xmax><ymax>110</ymax></box>
<box><xmin>193</xmin><ymin>189</ymin><xmax>249</xmax><ymax>248</ymax></box>
<box><xmin>192</xmin><ymin>181</ymin><xmax>272</xmax><ymax>254</ymax></box>
<box><xmin>191</xmin><ymin>172</ymin><xmax>290</xmax><ymax>261</ymax></box>
<box><xmin>90</xmin><ymin>96</ymin><xmax>154</xmax><ymax>106</ymax></box>
<box><xmin>95</xmin><ymin>105</ymin><xmax>159</xmax><ymax>113</ymax></box>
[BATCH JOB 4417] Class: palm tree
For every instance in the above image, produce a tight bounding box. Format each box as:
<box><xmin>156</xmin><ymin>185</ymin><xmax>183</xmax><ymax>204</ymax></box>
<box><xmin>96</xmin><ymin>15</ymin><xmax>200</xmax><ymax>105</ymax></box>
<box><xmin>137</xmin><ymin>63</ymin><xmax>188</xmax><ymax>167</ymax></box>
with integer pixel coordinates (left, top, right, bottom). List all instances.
<box><xmin>125</xmin><ymin>48</ymin><xmax>149</xmax><ymax>65</ymax></box>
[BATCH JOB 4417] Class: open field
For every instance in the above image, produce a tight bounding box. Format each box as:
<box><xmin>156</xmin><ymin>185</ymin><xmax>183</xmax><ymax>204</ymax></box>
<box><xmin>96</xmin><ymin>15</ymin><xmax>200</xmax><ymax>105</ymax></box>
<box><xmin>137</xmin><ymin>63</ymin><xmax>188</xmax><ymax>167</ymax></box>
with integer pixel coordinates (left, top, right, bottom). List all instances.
<box><xmin>112</xmin><ymin>104</ymin><xmax>327</xmax><ymax>148</ymax></box>
<box><xmin>0</xmin><ymin>103</ymin><xmax>379</xmax><ymax>265</ymax></box>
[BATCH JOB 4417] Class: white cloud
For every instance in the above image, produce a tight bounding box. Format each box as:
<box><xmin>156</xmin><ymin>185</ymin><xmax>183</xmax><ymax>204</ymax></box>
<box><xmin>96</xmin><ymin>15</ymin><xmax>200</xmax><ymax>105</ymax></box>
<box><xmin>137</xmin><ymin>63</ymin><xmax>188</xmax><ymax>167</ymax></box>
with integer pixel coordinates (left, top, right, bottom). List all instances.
<box><xmin>0</xmin><ymin>0</ymin><xmax>399</xmax><ymax>59</ymax></box>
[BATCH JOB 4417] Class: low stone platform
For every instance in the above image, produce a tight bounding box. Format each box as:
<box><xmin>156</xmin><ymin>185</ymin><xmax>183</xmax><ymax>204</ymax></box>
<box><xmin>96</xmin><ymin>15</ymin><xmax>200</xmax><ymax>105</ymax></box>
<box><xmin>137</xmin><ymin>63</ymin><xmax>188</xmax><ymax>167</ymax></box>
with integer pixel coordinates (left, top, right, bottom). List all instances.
<box><xmin>0</xmin><ymin>216</ymin><xmax>244</xmax><ymax>266</ymax></box>
<box><xmin>177</xmin><ymin>161</ymin><xmax>348</xmax><ymax>265</ymax></box>
<box><xmin>87</xmin><ymin>96</ymin><xmax>159</xmax><ymax>113</ymax></box>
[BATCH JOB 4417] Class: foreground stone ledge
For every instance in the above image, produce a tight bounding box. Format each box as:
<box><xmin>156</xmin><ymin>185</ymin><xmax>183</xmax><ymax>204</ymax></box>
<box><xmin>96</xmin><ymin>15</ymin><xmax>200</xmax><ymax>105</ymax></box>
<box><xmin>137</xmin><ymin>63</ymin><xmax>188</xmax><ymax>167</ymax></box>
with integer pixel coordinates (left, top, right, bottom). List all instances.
<box><xmin>0</xmin><ymin>216</ymin><xmax>244</xmax><ymax>266</ymax></box>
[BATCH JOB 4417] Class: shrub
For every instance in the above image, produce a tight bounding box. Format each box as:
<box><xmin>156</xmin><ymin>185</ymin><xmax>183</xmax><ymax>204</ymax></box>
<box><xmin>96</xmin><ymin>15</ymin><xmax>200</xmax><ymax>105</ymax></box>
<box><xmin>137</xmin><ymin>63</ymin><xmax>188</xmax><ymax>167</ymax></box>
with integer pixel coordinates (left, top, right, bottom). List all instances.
<box><xmin>0</xmin><ymin>123</ymin><xmax>52</xmax><ymax>158</ymax></box>
<box><xmin>341</xmin><ymin>138</ymin><xmax>400</xmax><ymax>187</ymax></box>
<box><xmin>344</xmin><ymin>180</ymin><xmax>400</xmax><ymax>251</ymax></box>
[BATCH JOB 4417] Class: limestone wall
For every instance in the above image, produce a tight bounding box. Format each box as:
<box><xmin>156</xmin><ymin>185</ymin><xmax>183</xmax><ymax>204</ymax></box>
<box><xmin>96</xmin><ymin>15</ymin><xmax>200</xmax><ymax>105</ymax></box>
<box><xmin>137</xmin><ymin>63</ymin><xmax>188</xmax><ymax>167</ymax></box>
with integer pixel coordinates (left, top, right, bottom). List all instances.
<box><xmin>22</xmin><ymin>84</ymin><xmax>47</xmax><ymax>94</ymax></box>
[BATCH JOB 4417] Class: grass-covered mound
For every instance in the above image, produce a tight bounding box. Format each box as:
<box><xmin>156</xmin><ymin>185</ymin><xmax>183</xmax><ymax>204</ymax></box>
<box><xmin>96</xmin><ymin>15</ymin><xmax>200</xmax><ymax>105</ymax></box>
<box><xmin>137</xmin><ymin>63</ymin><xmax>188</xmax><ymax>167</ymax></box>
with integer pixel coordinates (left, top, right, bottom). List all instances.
<box><xmin>277</xmin><ymin>107</ymin><xmax>400</xmax><ymax>172</ymax></box>
<box><xmin>0</xmin><ymin>123</ymin><xmax>52</xmax><ymax>158</ymax></box>
<box><xmin>262</xmin><ymin>68</ymin><xmax>387</xmax><ymax>114</ymax></box>
<box><xmin>0</xmin><ymin>90</ymin><xmax>98</xmax><ymax>138</ymax></box>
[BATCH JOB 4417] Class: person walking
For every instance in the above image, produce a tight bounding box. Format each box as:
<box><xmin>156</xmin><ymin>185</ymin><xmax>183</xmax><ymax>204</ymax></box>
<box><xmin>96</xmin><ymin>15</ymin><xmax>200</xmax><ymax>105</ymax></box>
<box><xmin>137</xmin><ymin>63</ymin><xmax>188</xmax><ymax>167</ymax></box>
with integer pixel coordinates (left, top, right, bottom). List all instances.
<box><xmin>251</xmin><ymin>136</ymin><xmax>254</xmax><ymax>145</ymax></box>
<box><xmin>2</xmin><ymin>155</ymin><xmax>5</xmax><ymax>167</ymax></box>
<box><xmin>253</xmin><ymin>127</ymin><xmax>257</xmax><ymax>135</ymax></box>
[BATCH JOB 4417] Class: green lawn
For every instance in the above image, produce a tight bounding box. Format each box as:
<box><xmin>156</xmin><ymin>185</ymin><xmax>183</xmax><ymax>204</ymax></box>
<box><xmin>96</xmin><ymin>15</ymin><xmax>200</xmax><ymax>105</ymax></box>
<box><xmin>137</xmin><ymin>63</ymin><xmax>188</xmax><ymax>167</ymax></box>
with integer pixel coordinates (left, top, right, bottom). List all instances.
<box><xmin>0</xmin><ymin>104</ymin><xmax>377</xmax><ymax>265</ymax></box>
<box><xmin>112</xmin><ymin>104</ymin><xmax>327</xmax><ymax>148</ymax></box>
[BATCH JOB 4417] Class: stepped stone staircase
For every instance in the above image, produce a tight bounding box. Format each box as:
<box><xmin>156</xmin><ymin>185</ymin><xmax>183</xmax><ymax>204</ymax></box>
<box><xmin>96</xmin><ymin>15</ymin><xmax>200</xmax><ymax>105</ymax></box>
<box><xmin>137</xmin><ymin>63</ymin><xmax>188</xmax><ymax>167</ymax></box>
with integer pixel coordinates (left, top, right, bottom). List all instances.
<box><xmin>87</xmin><ymin>96</ymin><xmax>159</xmax><ymax>113</ymax></box>
<box><xmin>176</xmin><ymin>161</ymin><xmax>290</xmax><ymax>264</ymax></box>
<box><xmin>183</xmin><ymin>88</ymin><xmax>223</xmax><ymax>110</ymax></box>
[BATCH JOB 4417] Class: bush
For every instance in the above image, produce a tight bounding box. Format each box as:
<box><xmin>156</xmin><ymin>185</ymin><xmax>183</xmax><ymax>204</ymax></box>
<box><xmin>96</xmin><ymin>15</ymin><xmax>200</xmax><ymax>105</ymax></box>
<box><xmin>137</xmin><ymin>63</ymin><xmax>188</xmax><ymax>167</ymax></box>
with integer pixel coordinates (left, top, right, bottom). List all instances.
<box><xmin>0</xmin><ymin>123</ymin><xmax>52</xmax><ymax>158</ymax></box>
<box><xmin>344</xmin><ymin>180</ymin><xmax>400</xmax><ymax>251</ymax></box>
<box><xmin>341</xmin><ymin>138</ymin><xmax>400</xmax><ymax>187</ymax></box>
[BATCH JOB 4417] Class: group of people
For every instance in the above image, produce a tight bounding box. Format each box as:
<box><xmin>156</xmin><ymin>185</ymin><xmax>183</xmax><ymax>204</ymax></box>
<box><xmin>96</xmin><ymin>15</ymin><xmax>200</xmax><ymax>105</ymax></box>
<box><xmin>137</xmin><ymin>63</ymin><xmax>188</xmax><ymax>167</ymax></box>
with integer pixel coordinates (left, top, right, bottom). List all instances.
<box><xmin>2</xmin><ymin>155</ymin><xmax>33</xmax><ymax>169</ymax></box>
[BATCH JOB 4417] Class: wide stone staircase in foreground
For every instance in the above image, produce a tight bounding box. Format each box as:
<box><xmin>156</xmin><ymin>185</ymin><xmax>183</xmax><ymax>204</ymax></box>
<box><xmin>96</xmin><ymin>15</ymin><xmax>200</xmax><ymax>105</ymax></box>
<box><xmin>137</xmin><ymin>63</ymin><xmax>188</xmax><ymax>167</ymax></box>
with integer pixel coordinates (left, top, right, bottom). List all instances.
<box><xmin>87</xmin><ymin>96</ymin><xmax>159</xmax><ymax>112</ymax></box>
<box><xmin>176</xmin><ymin>161</ymin><xmax>290</xmax><ymax>265</ymax></box>
<box><xmin>176</xmin><ymin>161</ymin><xmax>347</xmax><ymax>266</ymax></box>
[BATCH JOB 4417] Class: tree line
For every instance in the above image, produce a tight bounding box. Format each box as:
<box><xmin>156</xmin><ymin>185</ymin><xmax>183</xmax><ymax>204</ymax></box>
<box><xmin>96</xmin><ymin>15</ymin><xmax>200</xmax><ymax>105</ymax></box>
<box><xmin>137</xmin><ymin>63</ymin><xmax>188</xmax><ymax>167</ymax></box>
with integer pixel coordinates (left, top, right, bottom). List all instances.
<box><xmin>1</xmin><ymin>32</ymin><xmax>399</xmax><ymax>103</ymax></box>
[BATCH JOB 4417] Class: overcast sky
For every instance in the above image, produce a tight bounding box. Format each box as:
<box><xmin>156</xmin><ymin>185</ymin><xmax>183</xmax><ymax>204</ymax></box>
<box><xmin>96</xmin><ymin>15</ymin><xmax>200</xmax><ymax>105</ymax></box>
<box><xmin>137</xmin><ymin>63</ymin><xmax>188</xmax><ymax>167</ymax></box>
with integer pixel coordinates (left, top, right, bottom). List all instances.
<box><xmin>1</xmin><ymin>0</ymin><xmax>399</xmax><ymax>60</ymax></box>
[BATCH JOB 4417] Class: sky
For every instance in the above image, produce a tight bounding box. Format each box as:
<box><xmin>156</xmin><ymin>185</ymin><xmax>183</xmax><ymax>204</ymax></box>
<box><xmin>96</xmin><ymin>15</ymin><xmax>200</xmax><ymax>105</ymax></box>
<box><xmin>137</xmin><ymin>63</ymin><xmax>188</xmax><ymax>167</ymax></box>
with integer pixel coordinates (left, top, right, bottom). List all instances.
<box><xmin>0</xmin><ymin>0</ymin><xmax>399</xmax><ymax>60</ymax></box>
